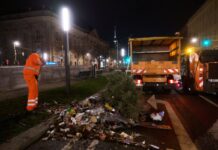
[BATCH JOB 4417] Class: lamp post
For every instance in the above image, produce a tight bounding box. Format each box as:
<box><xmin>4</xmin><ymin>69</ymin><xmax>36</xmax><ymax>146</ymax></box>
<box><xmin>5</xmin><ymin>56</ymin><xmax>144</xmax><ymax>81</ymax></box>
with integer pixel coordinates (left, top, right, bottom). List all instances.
<box><xmin>61</xmin><ymin>7</ymin><xmax>71</xmax><ymax>95</ymax></box>
<box><xmin>13</xmin><ymin>41</ymin><xmax>20</xmax><ymax>65</ymax></box>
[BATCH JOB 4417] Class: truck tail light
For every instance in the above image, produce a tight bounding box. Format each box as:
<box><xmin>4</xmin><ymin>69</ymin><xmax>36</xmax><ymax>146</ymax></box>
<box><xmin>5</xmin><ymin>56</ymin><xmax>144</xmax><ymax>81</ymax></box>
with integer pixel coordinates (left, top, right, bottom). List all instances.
<box><xmin>168</xmin><ymin>79</ymin><xmax>174</xmax><ymax>84</ymax></box>
<box><xmin>137</xmin><ymin>79</ymin><xmax>142</xmax><ymax>84</ymax></box>
<box><xmin>174</xmin><ymin>80</ymin><xmax>179</xmax><ymax>84</ymax></box>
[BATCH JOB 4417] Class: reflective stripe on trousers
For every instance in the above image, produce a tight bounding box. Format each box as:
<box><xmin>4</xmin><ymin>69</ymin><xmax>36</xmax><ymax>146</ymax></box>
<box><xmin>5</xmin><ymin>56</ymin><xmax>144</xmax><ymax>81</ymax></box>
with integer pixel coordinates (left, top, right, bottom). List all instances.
<box><xmin>24</xmin><ymin>75</ymin><xmax>38</xmax><ymax>110</ymax></box>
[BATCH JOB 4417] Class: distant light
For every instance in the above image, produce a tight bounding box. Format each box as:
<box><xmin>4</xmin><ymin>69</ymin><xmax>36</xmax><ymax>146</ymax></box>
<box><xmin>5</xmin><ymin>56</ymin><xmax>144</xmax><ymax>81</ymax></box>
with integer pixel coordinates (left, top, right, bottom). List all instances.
<box><xmin>14</xmin><ymin>41</ymin><xmax>20</xmax><ymax>46</ymax></box>
<box><xmin>186</xmin><ymin>47</ymin><xmax>194</xmax><ymax>55</ymax></box>
<box><xmin>201</xmin><ymin>39</ymin><xmax>212</xmax><ymax>47</ymax></box>
<box><xmin>86</xmin><ymin>53</ymin><xmax>91</xmax><ymax>57</ymax></box>
<box><xmin>124</xmin><ymin>56</ymin><xmax>131</xmax><ymax>64</ymax></box>
<box><xmin>190</xmin><ymin>37</ymin><xmax>198</xmax><ymax>44</ymax></box>
<box><xmin>119</xmin><ymin>60</ymin><xmax>122</xmax><ymax>64</ymax></box>
<box><xmin>106</xmin><ymin>58</ymin><xmax>109</xmax><ymax>62</ymax></box>
<box><xmin>121</xmin><ymin>48</ymin><xmax>125</xmax><ymax>57</ymax></box>
<box><xmin>113</xmin><ymin>60</ymin><xmax>116</xmax><ymax>63</ymax></box>
<box><xmin>46</xmin><ymin>62</ymin><xmax>57</xmax><ymax>65</ymax></box>
<box><xmin>43</xmin><ymin>52</ymin><xmax>48</xmax><ymax>61</ymax></box>
<box><xmin>61</xmin><ymin>7</ymin><xmax>70</xmax><ymax>32</ymax></box>
<box><xmin>100</xmin><ymin>55</ymin><xmax>102</xmax><ymax>58</ymax></box>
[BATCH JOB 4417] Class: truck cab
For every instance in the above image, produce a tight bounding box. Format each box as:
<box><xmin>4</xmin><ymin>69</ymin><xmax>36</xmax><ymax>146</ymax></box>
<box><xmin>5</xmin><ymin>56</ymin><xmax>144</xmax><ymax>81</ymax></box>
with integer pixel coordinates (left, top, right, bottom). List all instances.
<box><xmin>183</xmin><ymin>49</ymin><xmax>218</xmax><ymax>94</ymax></box>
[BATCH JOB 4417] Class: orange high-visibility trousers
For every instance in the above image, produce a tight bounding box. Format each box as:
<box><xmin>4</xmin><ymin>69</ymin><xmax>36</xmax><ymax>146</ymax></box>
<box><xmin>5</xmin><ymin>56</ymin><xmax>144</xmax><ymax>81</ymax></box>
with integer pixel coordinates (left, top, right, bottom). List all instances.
<box><xmin>24</xmin><ymin>75</ymin><xmax>38</xmax><ymax>111</ymax></box>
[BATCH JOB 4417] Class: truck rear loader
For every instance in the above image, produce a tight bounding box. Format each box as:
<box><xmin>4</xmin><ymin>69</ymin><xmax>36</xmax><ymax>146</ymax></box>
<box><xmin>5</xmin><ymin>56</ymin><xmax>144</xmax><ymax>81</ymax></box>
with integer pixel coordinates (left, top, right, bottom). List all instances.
<box><xmin>129</xmin><ymin>37</ymin><xmax>182</xmax><ymax>91</ymax></box>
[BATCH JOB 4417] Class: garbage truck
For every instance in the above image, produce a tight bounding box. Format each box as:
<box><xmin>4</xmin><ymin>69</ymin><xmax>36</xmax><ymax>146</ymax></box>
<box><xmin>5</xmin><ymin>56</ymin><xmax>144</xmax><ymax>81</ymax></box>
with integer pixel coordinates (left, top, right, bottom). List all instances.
<box><xmin>129</xmin><ymin>36</ymin><xmax>182</xmax><ymax>91</ymax></box>
<box><xmin>182</xmin><ymin>49</ymin><xmax>218</xmax><ymax>94</ymax></box>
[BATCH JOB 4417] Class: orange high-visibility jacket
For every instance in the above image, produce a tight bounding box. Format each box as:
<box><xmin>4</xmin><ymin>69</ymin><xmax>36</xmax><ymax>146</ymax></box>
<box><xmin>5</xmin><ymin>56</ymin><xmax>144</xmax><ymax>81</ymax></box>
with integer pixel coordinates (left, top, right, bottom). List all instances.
<box><xmin>23</xmin><ymin>53</ymin><xmax>43</xmax><ymax>75</ymax></box>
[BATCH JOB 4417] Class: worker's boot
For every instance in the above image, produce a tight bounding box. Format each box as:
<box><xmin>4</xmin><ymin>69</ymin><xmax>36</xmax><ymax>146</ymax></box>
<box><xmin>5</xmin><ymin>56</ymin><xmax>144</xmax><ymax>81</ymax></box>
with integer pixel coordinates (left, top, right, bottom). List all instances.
<box><xmin>26</xmin><ymin>106</ymin><xmax>36</xmax><ymax>111</ymax></box>
<box><xmin>26</xmin><ymin>98</ymin><xmax>38</xmax><ymax>111</ymax></box>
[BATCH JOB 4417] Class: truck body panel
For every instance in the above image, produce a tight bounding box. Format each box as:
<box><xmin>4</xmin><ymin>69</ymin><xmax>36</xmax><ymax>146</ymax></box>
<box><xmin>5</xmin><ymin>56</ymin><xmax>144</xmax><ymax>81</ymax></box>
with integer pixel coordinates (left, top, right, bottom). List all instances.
<box><xmin>129</xmin><ymin>36</ymin><xmax>182</xmax><ymax>90</ymax></box>
<box><xmin>183</xmin><ymin>50</ymin><xmax>218</xmax><ymax>94</ymax></box>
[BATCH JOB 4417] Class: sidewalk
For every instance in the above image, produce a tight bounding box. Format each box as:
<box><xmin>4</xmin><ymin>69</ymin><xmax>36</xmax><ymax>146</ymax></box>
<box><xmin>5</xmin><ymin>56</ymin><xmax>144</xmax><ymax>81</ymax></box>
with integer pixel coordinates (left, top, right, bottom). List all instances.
<box><xmin>0</xmin><ymin>79</ymin><xmax>72</xmax><ymax>102</ymax></box>
<box><xmin>0</xmin><ymin>72</ymin><xmax>111</xmax><ymax>102</ymax></box>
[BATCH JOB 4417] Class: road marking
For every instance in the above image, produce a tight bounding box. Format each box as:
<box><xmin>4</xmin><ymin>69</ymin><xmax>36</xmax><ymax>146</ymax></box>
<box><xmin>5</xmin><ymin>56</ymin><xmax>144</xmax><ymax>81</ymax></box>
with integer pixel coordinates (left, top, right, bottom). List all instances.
<box><xmin>199</xmin><ymin>95</ymin><xmax>218</xmax><ymax>108</ymax></box>
<box><xmin>157</xmin><ymin>100</ymin><xmax>198</xmax><ymax>150</ymax></box>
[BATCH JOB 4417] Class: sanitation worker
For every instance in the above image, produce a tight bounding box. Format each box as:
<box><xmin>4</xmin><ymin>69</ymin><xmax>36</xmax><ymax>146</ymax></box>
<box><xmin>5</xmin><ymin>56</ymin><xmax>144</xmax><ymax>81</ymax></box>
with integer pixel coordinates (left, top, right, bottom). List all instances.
<box><xmin>23</xmin><ymin>49</ymin><xmax>45</xmax><ymax>111</ymax></box>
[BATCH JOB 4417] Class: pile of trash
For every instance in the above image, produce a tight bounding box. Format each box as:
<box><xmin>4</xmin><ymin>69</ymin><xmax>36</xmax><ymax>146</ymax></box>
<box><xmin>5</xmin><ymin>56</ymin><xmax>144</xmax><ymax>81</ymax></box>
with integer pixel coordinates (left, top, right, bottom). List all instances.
<box><xmin>41</xmin><ymin>95</ymin><xmax>158</xmax><ymax>149</ymax></box>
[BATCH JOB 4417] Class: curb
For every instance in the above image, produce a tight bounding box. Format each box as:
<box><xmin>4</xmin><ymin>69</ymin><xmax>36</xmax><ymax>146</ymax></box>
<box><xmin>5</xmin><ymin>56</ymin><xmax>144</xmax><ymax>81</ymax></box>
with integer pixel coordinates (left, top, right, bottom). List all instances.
<box><xmin>0</xmin><ymin>116</ymin><xmax>56</xmax><ymax>150</ymax></box>
<box><xmin>157</xmin><ymin>100</ymin><xmax>198</xmax><ymax>150</ymax></box>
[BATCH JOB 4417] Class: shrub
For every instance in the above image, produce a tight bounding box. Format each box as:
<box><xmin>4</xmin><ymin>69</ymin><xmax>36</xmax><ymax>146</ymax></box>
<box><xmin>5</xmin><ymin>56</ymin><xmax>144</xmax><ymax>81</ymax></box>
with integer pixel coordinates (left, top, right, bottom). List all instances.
<box><xmin>102</xmin><ymin>72</ymin><xmax>139</xmax><ymax>120</ymax></box>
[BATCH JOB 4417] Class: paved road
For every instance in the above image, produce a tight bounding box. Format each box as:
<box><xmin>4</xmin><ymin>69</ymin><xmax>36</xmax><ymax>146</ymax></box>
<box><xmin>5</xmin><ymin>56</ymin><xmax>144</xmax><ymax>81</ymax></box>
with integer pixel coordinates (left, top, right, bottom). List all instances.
<box><xmin>155</xmin><ymin>91</ymin><xmax>218</xmax><ymax>140</ymax></box>
<box><xmin>154</xmin><ymin>90</ymin><xmax>218</xmax><ymax>150</ymax></box>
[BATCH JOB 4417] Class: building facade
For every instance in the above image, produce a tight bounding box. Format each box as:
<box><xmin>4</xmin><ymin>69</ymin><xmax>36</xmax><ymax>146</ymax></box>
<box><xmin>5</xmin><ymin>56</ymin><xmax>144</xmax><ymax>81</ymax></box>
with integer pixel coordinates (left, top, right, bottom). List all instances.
<box><xmin>182</xmin><ymin>0</ymin><xmax>218</xmax><ymax>50</ymax></box>
<box><xmin>0</xmin><ymin>10</ymin><xmax>109</xmax><ymax>66</ymax></box>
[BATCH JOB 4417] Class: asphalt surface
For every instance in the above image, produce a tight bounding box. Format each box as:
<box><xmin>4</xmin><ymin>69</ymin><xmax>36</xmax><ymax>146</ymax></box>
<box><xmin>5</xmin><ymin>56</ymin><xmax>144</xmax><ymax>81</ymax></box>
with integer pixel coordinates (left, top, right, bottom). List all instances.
<box><xmin>155</xmin><ymin>91</ymin><xmax>218</xmax><ymax>141</ymax></box>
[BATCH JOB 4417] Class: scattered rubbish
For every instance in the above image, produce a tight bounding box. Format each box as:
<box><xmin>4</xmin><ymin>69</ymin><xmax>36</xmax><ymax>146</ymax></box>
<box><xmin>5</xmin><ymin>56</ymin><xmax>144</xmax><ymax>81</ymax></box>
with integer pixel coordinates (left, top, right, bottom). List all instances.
<box><xmin>149</xmin><ymin>144</ymin><xmax>160</xmax><ymax>149</ymax></box>
<box><xmin>41</xmin><ymin>95</ymin><xmax>163</xmax><ymax>149</ymax></box>
<box><xmin>87</xmin><ymin>139</ymin><xmax>99</xmax><ymax>150</ymax></box>
<box><xmin>58</xmin><ymin>122</ymin><xmax>65</xmax><ymax>127</ymax></box>
<box><xmin>150</xmin><ymin>111</ymin><xmax>165</xmax><ymax>121</ymax></box>
<box><xmin>104</xmin><ymin>103</ymin><xmax>115</xmax><ymax>112</ymax></box>
<box><xmin>142</xmin><ymin>140</ymin><xmax>146</xmax><ymax>145</ymax></box>
<box><xmin>53</xmin><ymin>100</ymin><xmax>58</xmax><ymax>105</ymax></box>
<box><xmin>99</xmin><ymin>131</ymin><xmax>107</xmax><ymax>141</ymax></box>
<box><xmin>42</xmin><ymin>136</ymin><xmax>49</xmax><ymax>141</ymax></box>
<box><xmin>120</xmin><ymin>132</ymin><xmax>129</xmax><ymax>138</ymax></box>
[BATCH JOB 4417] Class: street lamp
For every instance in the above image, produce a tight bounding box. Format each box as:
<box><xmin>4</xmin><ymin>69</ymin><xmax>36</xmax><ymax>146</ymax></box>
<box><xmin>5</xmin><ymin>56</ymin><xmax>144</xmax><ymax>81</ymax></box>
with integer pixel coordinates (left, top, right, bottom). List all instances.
<box><xmin>43</xmin><ymin>52</ymin><xmax>48</xmax><ymax>61</ymax></box>
<box><xmin>86</xmin><ymin>53</ymin><xmax>91</xmax><ymax>57</ymax></box>
<box><xmin>120</xmin><ymin>48</ymin><xmax>125</xmax><ymax>57</ymax></box>
<box><xmin>190</xmin><ymin>37</ymin><xmax>198</xmax><ymax>44</ymax></box>
<box><xmin>61</xmin><ymin>7</ymin><xmax>71</xmax><ymax>95</ymax></box>
<box><xmin>13</xmin><ymin>41</ymin><xmax>20</xmax><ymax>65</ymax></box>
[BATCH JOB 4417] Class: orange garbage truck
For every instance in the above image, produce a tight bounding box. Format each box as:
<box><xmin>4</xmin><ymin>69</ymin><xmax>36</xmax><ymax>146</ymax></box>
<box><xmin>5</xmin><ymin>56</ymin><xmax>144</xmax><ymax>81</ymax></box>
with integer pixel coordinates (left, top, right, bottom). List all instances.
<box><xmin>129</xmin><ymin>36</ymin><xmax>182</xmax><ymax>91</ymax></box>
<box><xmin>182</xmin><ymin>49</ymin><xmax>218</xmax><ymax>94</ymax></box>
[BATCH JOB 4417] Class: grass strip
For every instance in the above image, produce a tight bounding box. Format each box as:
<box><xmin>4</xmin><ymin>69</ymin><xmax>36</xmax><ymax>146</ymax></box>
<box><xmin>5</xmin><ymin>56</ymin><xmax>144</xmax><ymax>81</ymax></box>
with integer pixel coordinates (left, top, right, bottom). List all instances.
<box><xmin>0</xmin><ymin>76</ymin><xmax>108</xmax><ymax>143</ymax></box>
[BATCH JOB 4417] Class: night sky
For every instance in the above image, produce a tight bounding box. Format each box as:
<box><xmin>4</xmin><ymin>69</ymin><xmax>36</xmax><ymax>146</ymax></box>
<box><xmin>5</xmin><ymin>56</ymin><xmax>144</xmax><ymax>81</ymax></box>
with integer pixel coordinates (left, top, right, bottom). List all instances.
<box><xmin>0</xmin><ymin>0</ymin><xmax>206</xmax><ymax>47</ymax></box>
